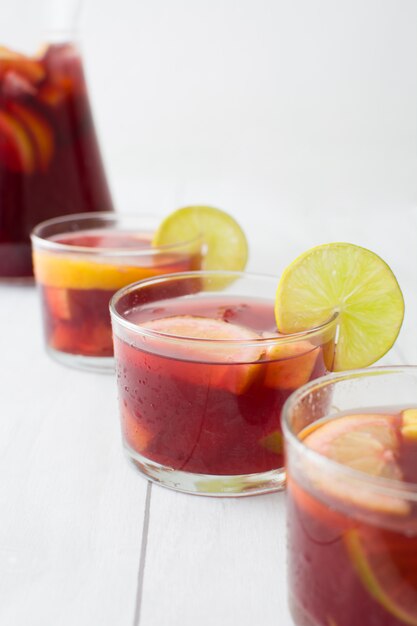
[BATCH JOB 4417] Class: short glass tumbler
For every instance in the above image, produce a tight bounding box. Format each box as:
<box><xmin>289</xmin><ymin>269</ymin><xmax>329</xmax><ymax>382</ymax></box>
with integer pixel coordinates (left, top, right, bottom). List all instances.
<box><xmin>282</xmin><ymin>366</ymin><xmax>417</xmax><ymax>626</ymax></box>
<box><xmin>31</xmin><ymin>213</ymin><xmax>203</xmax><ymax>372</ymax></box>
<box><xmin>110</xmin><ymin>270</ymin><xmax>337</xmax><ymax>496</ymax></box>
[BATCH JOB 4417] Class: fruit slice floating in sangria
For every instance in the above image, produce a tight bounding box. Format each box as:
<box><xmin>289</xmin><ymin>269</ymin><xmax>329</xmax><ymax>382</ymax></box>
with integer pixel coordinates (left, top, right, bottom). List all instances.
<box><xmin>285</xmin><ymin>401</ymin><xmax>417</xmax><ymax>626</ymax></box>
<box><xmin>0</xmin><ymin>42</ymin><xmax>113</xmax><ymax>279</ymax></box>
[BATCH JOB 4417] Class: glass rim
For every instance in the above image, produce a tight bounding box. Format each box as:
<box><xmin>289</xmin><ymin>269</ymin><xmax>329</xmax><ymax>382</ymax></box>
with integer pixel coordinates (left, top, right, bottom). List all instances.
<box><xmin>109</xmin><ymin>270</ymin><xmax>339</xmax><ymax>347</ymax></box>
<box><xmin>281</xmin><ymin>365</ymin><xmax>417</xmax><ymax>499</ymax></box>
<box><xmin>30</xmin><ymin>212</ymin><xmax>204</xmax><ymax>257</ymax></box>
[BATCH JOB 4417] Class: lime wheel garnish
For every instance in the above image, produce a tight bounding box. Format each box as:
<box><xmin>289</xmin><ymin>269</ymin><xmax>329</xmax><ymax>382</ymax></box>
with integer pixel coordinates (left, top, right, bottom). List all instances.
<box><xmin>275</xmin><ymin>243</ymin><xmax>404</xmax><ymax>370</ymax></box>
<box><xmin>152</xmin><ymin>205</ymin><xmax>248</xmax><ymax>272</ymax></box>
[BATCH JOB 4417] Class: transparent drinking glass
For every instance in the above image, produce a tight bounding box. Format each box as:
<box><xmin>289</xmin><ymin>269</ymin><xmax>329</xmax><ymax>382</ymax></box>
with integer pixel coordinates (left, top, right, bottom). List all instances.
<box><xmin>282</xmin><ymin>366</ymin><xmax>417</xmax><ymax>626</ymax></box>
<box><xmin>110</xmin><ymin>270</ymin><xmax>337</xmax><ymax>496</ymax></box>
<box><xmin>0</xmin><ymin>0</ymin><xmax>113</xmax><ymax>280</ymax></box>
<box><xmin>31</xmin><ymin>213</ymin><xmax>203</xmax><ymax>372</ymax></box>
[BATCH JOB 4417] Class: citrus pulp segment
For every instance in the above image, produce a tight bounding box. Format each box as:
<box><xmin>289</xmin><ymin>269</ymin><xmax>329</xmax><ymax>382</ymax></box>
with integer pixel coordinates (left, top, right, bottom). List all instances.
<box><xmin>303</xmin><ymin>414</ymin><xmax>401</xmax><ymax>479</ymax></box>
<box><xmin>302</xmin><ymin>413</ymin><xmax>409</xmax><ymax>515</ymax></box>
<box><xmin>264</xmin><ymin>340</ymin><xmax>319</xmax><ymax>390</ymax></box>
<box><xmin>152</xmin><ymin>206</ymin><xmax>248</xmax><ymax>272</ymax></box>
<box><xmin>140</xmin><ymin>315</ymin><xmax>263</xmax><ymax>393</ymax></box>
<box><xmin>275</xmin><ymin>243</ymin><xmax>404</xmax><ymax>370</ymax></box>
<box><xmin>402</xmin><ymin>409</ymin><xmax>417</xmax><ymax>441</ymax></box>
<box><xmin>32</xmin><ymin>252</ymin><xmax>172</xmax><ymax>290</ymax></box>
<box><xmin>140</xmin><ymin>315</ymin><xmax>263</xmax><ymax>362</ymax></box>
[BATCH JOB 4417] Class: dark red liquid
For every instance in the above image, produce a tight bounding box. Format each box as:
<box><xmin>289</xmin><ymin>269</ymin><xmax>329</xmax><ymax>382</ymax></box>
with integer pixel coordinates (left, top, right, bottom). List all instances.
<box><xmin>0</xmin><ymin>42</ymin><xmax>113</xmax><ymax>278</ymax></box>
<box><xmin>113</xmin><ymin>296</ymin><xmax>331</xmax><ymax>475</ymax></box>
<box><xmin>287</xmin><ymin>411</ymin><xmax>417</xmax><ymax>626</ymax></box>
<box><xmin>41</xmin><ymin>285</ymin><xmax>118</xmax><ymax>358</ymax></box>
<box><xmin>38</xmin><ymin>230</ymin><xmax>202</xmax><ymax>358</ymax></box>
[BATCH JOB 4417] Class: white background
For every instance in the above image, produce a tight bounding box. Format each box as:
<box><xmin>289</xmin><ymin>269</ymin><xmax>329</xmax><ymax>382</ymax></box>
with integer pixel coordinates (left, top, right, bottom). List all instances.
<box><xmin>80</xmin><ymin>0</ymin><xmax>417</xmax><ymax>359</ymax></box>
<box><xmin>79</xmin><ymin>0</ymin><xmax>417</xmax><ymax>215</ymax></box>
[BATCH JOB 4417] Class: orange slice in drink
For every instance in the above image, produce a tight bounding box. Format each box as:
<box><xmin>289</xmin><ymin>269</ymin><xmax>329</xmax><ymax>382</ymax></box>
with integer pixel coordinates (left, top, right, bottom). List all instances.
<box><xmin>44</xmin><ymin>288</ymin><xmax>72</xmax><ymax>320</ymax></box>
<box><xmin>32</xmin><ymin>251</ymin><xmax>175</xmax><ymax>290</ymax></box>
<box><xmin>0</xmin><ymin>110</ymin><xmax>35</xmax><ymax>173</ymax></box>
<box><xmin>0</xmin><ymin>46</ymin><xmax>45</xmax><ymax>83</ymax></box>
<box><xmin>10</xmin><ymin>102</ymin><xmax>54</xmax><ymax>171</ymax></box>
<box><xmin>333</xmin><ymin>412</ymin><xmax>417</xmax><ymax>625</ymax></box>
<box><xmin>140</xmin><ymin>315</ymin><xmax>264</xmax><ymax>394</ymax></box>
<box><xmin>302</xmin><ymin>413</ymin><xmax>409</xmax><ymax>516</ymax></box>
<box><xmin>264</xmin><ymin>340</ymin><xmax>320</xmax><ymax>390</ymax></box>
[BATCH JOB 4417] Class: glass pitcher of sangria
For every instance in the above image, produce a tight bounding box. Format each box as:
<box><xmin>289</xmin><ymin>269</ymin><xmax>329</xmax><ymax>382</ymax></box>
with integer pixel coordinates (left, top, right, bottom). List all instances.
<box><xmin>0</xmin><ymin>1</ymin><xmax>114</xmax><ymax>280</ymax></box>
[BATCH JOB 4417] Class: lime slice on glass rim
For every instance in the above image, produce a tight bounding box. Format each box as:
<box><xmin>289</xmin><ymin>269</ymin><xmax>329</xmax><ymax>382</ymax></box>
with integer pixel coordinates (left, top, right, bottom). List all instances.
<box><xmin>152</xmin><ymin>205</ymin><xmax>248</xmax><ymax>272</ymax></box>
<box><xmin>275</xmin><ymin>243</ymin><xmax>404</xmax><ymax>370</ymax></box>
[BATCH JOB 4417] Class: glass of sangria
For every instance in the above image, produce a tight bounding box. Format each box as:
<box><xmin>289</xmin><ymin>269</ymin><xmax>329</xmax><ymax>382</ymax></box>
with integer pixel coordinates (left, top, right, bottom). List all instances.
<box><xmin>282</xmin><ymin>366</ymin><xmax>417</xmax><ymax>626</ymax></box>
<box><xmin>31</xmin><ymin>213</ymin><xmax>203</xmax><ymax>372</ymax></box>
<box><xmin>109</xmin><ymin>270</ymin><xmax>337</xmax><ymax>495</ymax></box>
<box><xmin>0</xmin><ymin>2</ymin><xmax>113</xmax><ymax>280</ymax></box>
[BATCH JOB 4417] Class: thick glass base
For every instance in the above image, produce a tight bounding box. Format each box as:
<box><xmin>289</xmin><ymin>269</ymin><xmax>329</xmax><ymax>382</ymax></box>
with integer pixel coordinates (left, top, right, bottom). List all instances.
<box><xmin>46</xmin><ymin>346</ymin><xmax>115</xmax><ymax>374</ymax></box>
<box><xmin>125</xmin><ymin>444</ymin><xmax>286</xmax><ymax>497</ymax></box>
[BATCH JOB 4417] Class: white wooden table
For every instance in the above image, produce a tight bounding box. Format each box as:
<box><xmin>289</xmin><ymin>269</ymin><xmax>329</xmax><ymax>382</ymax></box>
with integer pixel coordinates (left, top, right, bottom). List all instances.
<box><xmin>1</xmin><ymin>201</ymin><xmax>415</xmax><ymax>626</ymax></box>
